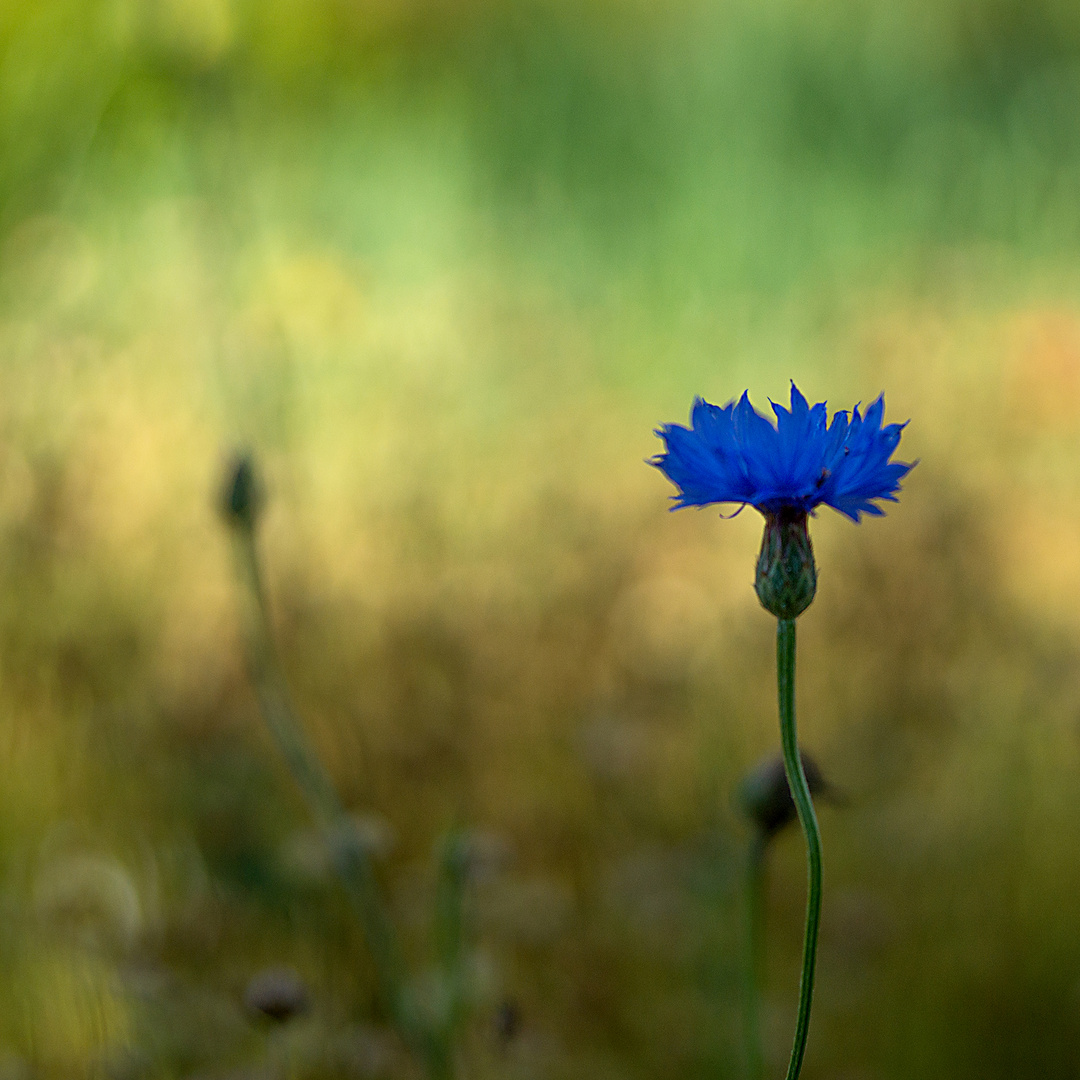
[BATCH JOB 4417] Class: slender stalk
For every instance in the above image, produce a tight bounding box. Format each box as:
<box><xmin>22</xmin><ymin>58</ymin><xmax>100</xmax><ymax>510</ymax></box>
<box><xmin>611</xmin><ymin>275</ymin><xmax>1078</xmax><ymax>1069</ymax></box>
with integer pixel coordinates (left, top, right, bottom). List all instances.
<box><xmin>231</xmin><ymin>524</ymin><xmax>426</xmax><ymax>1057</ymax></box>
<box><xmin>434</xmin><ymin>832</ymin><xmax>468</xmax><ymax>1023</ymax></box>
<box><xmin>776</xmin><ymin>618</ymin><xmax>822</xmax><ymax>1080</ymax></box>
<box><xmin>742</xmin><ymin>830</ymin><xmax>767</xmax><ymax>1080</ymax></box>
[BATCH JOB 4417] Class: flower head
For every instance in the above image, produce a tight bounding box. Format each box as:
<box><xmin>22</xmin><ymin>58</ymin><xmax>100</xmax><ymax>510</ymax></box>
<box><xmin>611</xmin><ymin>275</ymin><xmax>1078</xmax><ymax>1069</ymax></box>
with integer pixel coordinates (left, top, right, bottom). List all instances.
<box><xmin>738</xmin><ymin>750</ymin><xmax>834</xmax><ymax>840</ymax></box>
<box><xmin>651</xmin><ymin>383</ymin><xmax>914</xmax><ymax>522</ymax></box>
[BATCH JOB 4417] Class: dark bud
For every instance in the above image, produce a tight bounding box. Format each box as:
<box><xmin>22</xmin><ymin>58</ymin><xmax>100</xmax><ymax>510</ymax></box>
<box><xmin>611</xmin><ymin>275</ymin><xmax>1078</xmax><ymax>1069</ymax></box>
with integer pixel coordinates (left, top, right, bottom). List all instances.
<box><xmin>494</xmin><ymin>999</ymin><xmax>522</xmax><ymax>1046</ymax></box>
<box><xmin>220</xmin><ymin>452</ymin><xmax>262</xmax><ymax>531</ymax></box>
<box><xmin>737</xmin><ymin>751</ymin><xmax>833</xmax><ymax>840</ymax></box>
<box><xmin>754</xmin><ymin>508</ymin><xmax>817</xmax><ymax>619</ymax></box>
<box><xmin>243</xmin><ymin>967</ymin><xmax>310</xmax><ymax>1024</ymax></box>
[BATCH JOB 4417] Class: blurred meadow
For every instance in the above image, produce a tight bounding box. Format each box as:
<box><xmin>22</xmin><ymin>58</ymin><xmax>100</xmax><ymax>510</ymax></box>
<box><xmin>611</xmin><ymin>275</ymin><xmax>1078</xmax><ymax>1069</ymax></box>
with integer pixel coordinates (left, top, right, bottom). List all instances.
<box><xmin>5</xmin><ymin>0</ymin><xmax>1080</xmax><ymax>1076</ymax></box>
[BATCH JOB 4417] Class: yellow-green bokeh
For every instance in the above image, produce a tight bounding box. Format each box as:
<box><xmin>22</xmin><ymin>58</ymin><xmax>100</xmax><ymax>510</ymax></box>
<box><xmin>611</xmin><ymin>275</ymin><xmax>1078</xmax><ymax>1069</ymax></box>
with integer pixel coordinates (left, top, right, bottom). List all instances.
<box><xmin>1</xmin><ymin>0</ymin><xmax>1080</xmax><ymax>1076</ymax></box>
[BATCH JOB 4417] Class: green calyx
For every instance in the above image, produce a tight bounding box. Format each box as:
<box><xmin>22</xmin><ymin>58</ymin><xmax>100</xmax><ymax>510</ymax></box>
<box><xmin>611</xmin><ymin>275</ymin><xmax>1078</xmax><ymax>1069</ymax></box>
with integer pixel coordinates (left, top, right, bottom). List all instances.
<box><xmin>754</xmin><ymin>509</ymin><xmax>817</xmax><ymax>620</ymax></box>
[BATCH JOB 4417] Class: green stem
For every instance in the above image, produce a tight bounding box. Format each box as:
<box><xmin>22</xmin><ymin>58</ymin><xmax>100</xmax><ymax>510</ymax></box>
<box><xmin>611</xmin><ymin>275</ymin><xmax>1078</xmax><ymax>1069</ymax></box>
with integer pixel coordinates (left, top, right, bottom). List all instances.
<box><xmin>434</xmin><ymin>832</ymin><xmax>468</xmax><ymax>1026</ymax></box>
<box><xmin>776</xmin><ymin>618</ymin><xmax>822</xmax><ymax>1080</ymax></box>
<box><xmin>743</xmin><ymin>831</ymin><xmax>767</xmax><ymax>1080</ymax></box>
<box><xmin>231</xmin><ymin>525</ymin><xmax>419</xmax><ymax>1052</ymax></box>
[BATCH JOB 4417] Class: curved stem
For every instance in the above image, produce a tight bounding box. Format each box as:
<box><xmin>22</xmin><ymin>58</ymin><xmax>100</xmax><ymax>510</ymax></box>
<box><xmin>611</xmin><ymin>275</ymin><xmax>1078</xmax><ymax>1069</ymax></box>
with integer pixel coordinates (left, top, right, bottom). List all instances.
<box><xmin>776</xmin><ymin>618</ymin><xmax>822</xmax><ymax>1080</ymax></box>
<box><xmin>232</xmin><ymin>525</ymin><xmax>418</xmax><ymax>1050</ymax></box>
<box><xmin>743</xmin><ymin>830</ymin><xmax>767</xmax><ymax>1080</ymax></box>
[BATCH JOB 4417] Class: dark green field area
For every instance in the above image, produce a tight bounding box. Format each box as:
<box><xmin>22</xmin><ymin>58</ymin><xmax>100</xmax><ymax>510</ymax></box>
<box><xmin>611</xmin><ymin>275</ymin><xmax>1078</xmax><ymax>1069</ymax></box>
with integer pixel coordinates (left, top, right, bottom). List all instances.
<box><xmin>3</xmin><ymin>1</ymin><xmax>1080</xmax><ymax>1077</ymax></box>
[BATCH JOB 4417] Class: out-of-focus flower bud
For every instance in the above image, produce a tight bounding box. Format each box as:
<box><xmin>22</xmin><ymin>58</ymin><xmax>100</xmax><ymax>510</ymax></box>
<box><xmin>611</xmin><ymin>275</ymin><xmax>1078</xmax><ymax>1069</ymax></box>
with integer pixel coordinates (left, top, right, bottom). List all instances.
<box><xmin>33</xmin><ymin>851</ymin><xmax>143</xmax><ymax>955</ymax></box>
<box><xmin>243</xmin><ymin>967</ymin><xmax>310</xmax><ymax>1024</ymax></box>
<box><xmin>737</xmin><ymin>751</ymin><xmax>832</xmax><ymax>840</ymax></box>
<box><xmin>220</xmin><ymin>452</ymin><xmax>262</xmax><ymax>531</ymax></box>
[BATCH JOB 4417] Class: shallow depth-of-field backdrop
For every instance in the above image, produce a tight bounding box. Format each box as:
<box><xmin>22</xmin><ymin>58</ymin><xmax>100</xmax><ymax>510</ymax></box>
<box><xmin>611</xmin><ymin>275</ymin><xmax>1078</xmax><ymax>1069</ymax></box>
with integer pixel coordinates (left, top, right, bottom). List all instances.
<box><xmin>3</xmin><ymin>0</ymin><xmax>1080</xmax><ymax>1077</ymax></box>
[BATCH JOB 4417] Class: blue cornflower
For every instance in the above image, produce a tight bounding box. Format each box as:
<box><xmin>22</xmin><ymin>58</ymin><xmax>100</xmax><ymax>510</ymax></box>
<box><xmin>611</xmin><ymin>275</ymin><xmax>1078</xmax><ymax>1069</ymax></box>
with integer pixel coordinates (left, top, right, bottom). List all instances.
<box><xmin>652</xmin><ymin>383</ymin><xmax>914</xmax><ymax>619</ymax></box>
<box><xmin>651</xmin><ymin>383</ymin><xmax>914</xmax><ymax>523</ymax></box>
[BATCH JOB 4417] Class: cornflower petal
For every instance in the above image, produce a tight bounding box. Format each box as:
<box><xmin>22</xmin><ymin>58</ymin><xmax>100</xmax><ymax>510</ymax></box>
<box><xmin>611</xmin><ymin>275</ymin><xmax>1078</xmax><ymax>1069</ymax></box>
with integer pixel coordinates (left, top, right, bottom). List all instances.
<box><xmin>651</xmin><ymin>384</ymin><xmax>914</xmax><ymax>522</ymax></box>
<box><xmin>733</xmin><ymin>391</ymin><xmax>784</xmax><ymax>492</ymax></box>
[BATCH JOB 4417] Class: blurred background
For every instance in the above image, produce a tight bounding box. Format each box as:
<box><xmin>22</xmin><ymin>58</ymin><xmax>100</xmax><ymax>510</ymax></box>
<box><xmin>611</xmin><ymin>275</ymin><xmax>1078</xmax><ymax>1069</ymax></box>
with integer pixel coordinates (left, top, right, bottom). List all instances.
<box><xmin>2</xmin><ymin>0</ymin><xmax>1080</xmax><ymax>1076</ymax></box>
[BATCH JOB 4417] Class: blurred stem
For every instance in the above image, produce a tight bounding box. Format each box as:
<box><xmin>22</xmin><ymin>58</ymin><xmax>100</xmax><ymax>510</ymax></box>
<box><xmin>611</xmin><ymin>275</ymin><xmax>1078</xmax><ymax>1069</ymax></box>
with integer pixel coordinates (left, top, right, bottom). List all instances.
<box><xmin>743</xmin><ymin>830</ymin><xmax>767</xmax><ymax>1080</ymax></box>
<box><xmin>434</xmin><ymin>831</ymin><xmax>468</xmax><ymax>1025</ymax></box>
<box><xmin>776</xmin><ymin>618</ymin><xmax>822</xmax><ymax>1080</ymax></box>
<box><xmin>231</xmin><ymin>521</ymin><xmax>441</xmax><ymax>1066</ymax></box>
<box><xmin>234</xmin><ymin>525</ymin><xmax>342</xmax><ymax>822</ymax></box>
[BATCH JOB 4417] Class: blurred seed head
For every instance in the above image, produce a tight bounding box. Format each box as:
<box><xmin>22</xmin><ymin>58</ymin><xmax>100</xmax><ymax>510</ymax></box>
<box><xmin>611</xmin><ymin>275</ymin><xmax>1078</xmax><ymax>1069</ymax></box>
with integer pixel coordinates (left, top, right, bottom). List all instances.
<box><xmin>219</xmin><ymin>451</ymin><xmax>263</xmax><ymax>531</ymax></box>
<box><xmin>440</xmin><ymin>829</ymin><xmax>514</xmax><ymax>884</ymax></box>
<box><xmin>280</xmin><ymin>815</ymin><xmax>396</xmax><ymax>885</ymax></box>
<box><xmin>243</xmin><ymin>967</ymin><xmax>310</xmax><ymax>1024</ymax></box>
<box><xmin>737</xmin><ymin>751</ymin><xmax>834</xmax><ymax>840</ymax></box>
<box><xmin>33</xmin><ymin>852</ymin><xmax>143</xmax><ymax>955</ymax></box>
<box><xmin>327</xmin><ymin>814</ymin><xmax>397</xmax><ymax>865</ymax></box>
